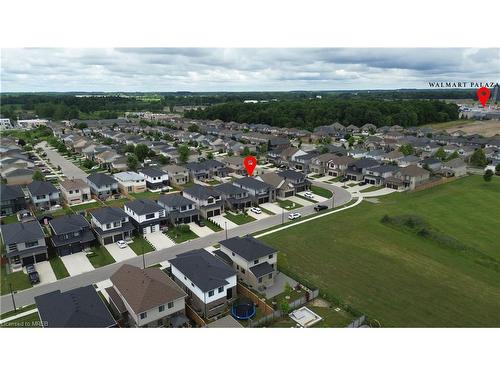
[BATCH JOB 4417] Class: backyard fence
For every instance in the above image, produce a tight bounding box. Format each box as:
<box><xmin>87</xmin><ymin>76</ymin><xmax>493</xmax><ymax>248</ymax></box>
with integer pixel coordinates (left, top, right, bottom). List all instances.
<box><xmin>412</xmin><ymin>176</ymin><xmax>457</xmax><ymax>192</ymax></box>
<box><xmin>236</xmin><ymin>283</ymin><xmax>275</xmax><ymax>316</ymax></box>
<box><xmin>347</xmin><ymin>315</ymin><xmax>366</xmax><ymax>328</ymax></box>
<box><xmin>185</xmin><ymin>304</ymin><xmax>206</xmax><ymax>327</ymax></box>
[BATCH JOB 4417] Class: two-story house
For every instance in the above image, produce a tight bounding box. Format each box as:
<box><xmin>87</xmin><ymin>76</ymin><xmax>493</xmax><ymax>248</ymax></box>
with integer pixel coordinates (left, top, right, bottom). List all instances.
<box><xmin>26</xmin><ymin>180</ymin><xmax>61</xmax><ymax>210</ymax></box>
<box><xmin>214</xmin><ymin>182</ymin><xmax>253</xmax><ymax>212</ymax></box>
<box><xmin>107</xmin><ymin>264</ymin><xmax>187</xmax><ymax>328</ymax></box>
<box><xmin>170</xmin><ymin>249</ymin><xmax>237</xmax><ymax>318</ymax></box>
<box><xmin>0</xmin><ymin>184</ymin><xmax>27</xmax><ymax>217</ymax></box>
<box><xmin>345</xmin><ymin>158</ymin><xmax>380</xmax><ymax>181</ymax></box>
<box><xmin>363</xmin><ymin>165</ymin><xmax>400</xmax><ymax>186</ymax></box>
<box><xmin>232</xmin><ymin>177</ymin><xmax>276</xmax><ymax>205</ymax></box>
<box><xmin>0</xmin><ymin>221</ymin><xmax>48</xmax><ymax>266</ymax></box>
<box><xmin>90</xmin><ymin>207</ymin><xmax>135</xmax><ymax>245</ymax></box>
<box><xmin>182</xmin><ymin>184</ymin><xmax>224</xmax><ymax>218</ymax></box>
<box><xmin>114</xmin><ymin>171</ymin><xmax>147</xmax><ymax>195</ymax></box>
<box><xmin>86</xmin><ymin>173</ymin><xmax>119</xmax><ymax>199</ymax></box>
<box><xmin>49</xmin><ymin>214</ymin><xmax>96</xmax><ymax>256</ymax></box>
<box><xmin>277</xmin><ymin>169</ymin><xmax>311</xmax><ymax>193</ymax></box>
<box><xmin>185</xmin><ymin>159</ymin><xmax>228</xmax><ymax>181</ymax></box>
<box><xmin>222</xmin><ymin>156</ymin><xmax>246</xmax><ymax>175</ymax></box>
<box><xmin>124</xmin><ymin>199</ymin><xmax>166</xmax><ymax>235</ymax></box>
<box><xmin>392</xmin><ymin>165</ymin><xmax>431</xmax><ymax>190</ymax></box>
<box><xmin>162</xmin><ymin>165</ymin><xmax>189</xmax><ymax>187</ymax></box>
<box><xmin>309</xmin><ymin>153</ymin><xmax>337</xmax><ymax>175</ymax></box>
<box><xmin>218</xmin><ymin>236</ymin><xmax>278</xmax><ymax>290</ymax></box>
<box><xmin>290</xmin><ymin>151</ymin><xmax>319</xmax><ymax>173</ymax></box>
<box><xmin>157</xmin><ymin>194</ymin><xmax>199</xmax><ymax>225</ymax></box>
<box><xmin>326</xmin><ymin>155</ymin><xmax>356</xmax><ymax>177</ymax></box>
<box><xmin>139</xmin><ymin>167</ymin><xmax>169</xmax><ymax>191</ymax></box>
<box><xmin>59</xmin><ymin>178</ymin><xmax>91</xmax><ymax>206</ymax></box>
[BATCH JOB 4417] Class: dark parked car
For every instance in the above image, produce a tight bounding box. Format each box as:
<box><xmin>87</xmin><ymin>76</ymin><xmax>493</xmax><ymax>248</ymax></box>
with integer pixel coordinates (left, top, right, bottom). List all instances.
<box><xmin>26</xmin><ymin>265</ymin><xmax>40</xmax><ymax>285</ymax></box>
<box><xmin>340</xmin><ymin>177</ymin><xmax>349</xmax><ymax>182</ymax></box>
<box><xmin>197</xmin><ymin>220</ymin><xmax>206</xmax><ymax>227</ymax></box>
<box><xmin>359</xmin><ymin>181</ymin><xmax>368</xmax><ymax>186</ymax></box>
<box><xmin>314</xmin><ymin>204</ymin><xmax>328</xmax><ymax>212</ymax></box>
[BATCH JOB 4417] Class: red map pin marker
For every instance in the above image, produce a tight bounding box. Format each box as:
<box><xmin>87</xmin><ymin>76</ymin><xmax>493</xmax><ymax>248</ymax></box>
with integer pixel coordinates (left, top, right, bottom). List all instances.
<box><xmin>244</xmin><ymin>156</ymin><xmax>257</xmax><ymax>176</ymax></box>
<box><xmin>477</xmin><ymin>87</ymin><xmax>491</xmax><ymax>107</ymax></box>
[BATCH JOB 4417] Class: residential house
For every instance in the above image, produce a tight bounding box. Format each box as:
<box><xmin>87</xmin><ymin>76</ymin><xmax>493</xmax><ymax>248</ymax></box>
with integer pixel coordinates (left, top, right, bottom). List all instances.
<box><xmin>182</xmin><ymin>184</ymin><xmax>224</xmax><ymax>218</ymax></box>
<box><xmin>157</xmin><ymin>194</ymin><xmax>200</xmax><ymax>225</ymax></box>
<box><xmin>1</xmin><ymin>168</ymin><xmax>35</xmax><ymax>186</ymax></box>
<box><xmin>326</xmin><ymin>155</ymin><xmax>356</xmax><ymax>177</ymax></box>
<box><xmin>0</xmin><ymin>221</ymin><xmax>48</xmax><ymax>266</ymax></box>
<box><xmin>267</xmin><ymin>146</ymin><xmax>298</xmax><ymax>166</ymax></box>
<box><xmin>214</xmin><ymin>183</ymin><xmax>253</xmax><ymax>212</ymax></box>
<box><xmin>0</xmin><ymin>184</ymin><xmax>27</xmax><ymax>217</ymax></box>
<box><xmin>114</xmin><ymin>171</ymin><xmax>147</xmax><ymax>195</ymax></box>
<box><xmin>345</xmin><ymin>158</ymin><xmax>380</xmax><ymax>181</ymax></box>
<box><xmin>90</xmin><ymin>207</ymin><xmax>135</xmax><ymax>245</ymax></box>
<box><xmin>223</xmin><ymin>156</ymin><xmax>246</xmax><ymax>175</ymax></box>
<box><xmin>185</xmin><ymin>159</ymin><xmax>228</xmax><ymax>181</ymax></box>
<box><xmin>49</xmin><ymin>214</ymin><xmax>96</xmax><ymax>256</ymax></box>
<box><xmin>232</xmin><ymin>177</ymin><xmax>276</xmax><ymax>204</ymax></box>
<box><xmin>170</xmin><ymin>249</ymin><xmax>237</xmax><ymax>318</ymax></box>
<box><xmin>419</xmin><ymin>158</ymin><xmax>442</xmax><ymax>172</ymax></box>
<box><xmin>290</xmin><ymin>151</ymin><xmax>319</xmax><ymax>173</ymax></box>
<box><xmin>107</xmin><ymin>264</ymin><xmax>187</xmax><ymax>328</ymax></box>
<box><xmin>218</xmin><ymin>236</ymin><xmax>277</xmax><ymax>291</ymax></box>
<box><xmin>26</xmin><ymin>181</ymin><xmax>61</xmax><ymax>210</ymax></box>
<box><xmin>363</xmin><ymin>165</ymin><xmax>400</xmax><ymax>186</ymax></box>
<box><xmin>390</xmin><ymin>165</ymin><xmax>431</xmax><ymax>190</ymax></box>
<box><xmin>309</xmin><ymin>153</ymin><xmax>336</xmax><ymax>175</ymax></box>
<box><xmin>124</xmin><ymin>199</ymin><xmax>166</xmax><ymax>235</ymax></box>
<box><xmin>139</xmin><ymin>167</ymin><xmax>169</xmax><ymax>191</ymax></box>
<box><xmin>398</xmin><ymin>155</ymin><xmax>421</xmax><ymax>167</ymax></box>
<box><xmin>441</xmin><ymin>158</ymin><xmax>467</xmax><ymax>177</ymax></box>
<box><xmin>162</xmin><ymin>165</ymin><xmax>189</xmax><ymax>187</ymax></box>
<box><xmin>35</xmin><ymin>286</ymin><xmax>116</xmax><ymax>328</ymax></box>
<box><xmin>382</xmin><ymin>150</ymin><xmax>405</xmax><ymax>164</ymax></box>
<box><xmin>87</xmin><ymin>173</ymin><xmax>119</xmax><ymax>199</ymax></box>
<box><xmin>111</xmin><ymin>156</ymin><xmax>128</xmax><ymax>172</ymax></box>
<box><xmin>59</xmin><ymin>178</ymin><xmax>91</xmax><ymax>206</ymax></box>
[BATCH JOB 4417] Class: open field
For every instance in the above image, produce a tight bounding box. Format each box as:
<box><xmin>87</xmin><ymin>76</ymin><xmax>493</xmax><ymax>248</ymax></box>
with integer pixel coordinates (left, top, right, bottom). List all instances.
<box><xmin>424</xmin><ymin>119</ymin><xmax>500</xmax><ymax>137</ymax></box>
<box><xmin>261</xmin><ymin>176</ymin><xmax>500</xmax><ymax>327</ymax></box>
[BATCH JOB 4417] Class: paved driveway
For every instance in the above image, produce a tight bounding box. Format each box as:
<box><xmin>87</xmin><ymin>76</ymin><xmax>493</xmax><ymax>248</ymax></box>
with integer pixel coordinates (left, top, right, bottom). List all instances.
<box><xmin>211</xmin><ymin>215</ymin><xmax>238</xmax><ymax>229</ymax></box>
<box><xmin>260</xmin><ymin>202</ymin><xmax>283</xmax><ymax>214</ymax></box>
<box><xmin>105</xmin><ymin>243</ymin><xmax>136</xmax><ymax>262</ymax></box>
<box><xmin>37</xmin><ymin>141</ymin><xmax>88</xmax><ymax>180</ymax></box>
<box><xmin>297</xmin><ymin>192</ymin><xmax>328</xmax><ymax>203</ymax></box>
<box><xmin>188</xmin><ymin>222</ymin><xmax>215</xmax><ymax>237</ymax></box>
<box><xmin>145</xmin><ymin>232</ymin><xmax>175</xmax><ymax>250</ymax></box>
<box><xmin>247</xmin><ymin>210</ymin><xmax>271</xmax><ymax>220</ymax></box>
<box><xmin>288</xmin><ymin>195</ymin><xmax>315</xmax><ymax>206</ymax></box>
<box><xmin>61</xmin><ymin>252</ymin><xmax>95</xmax><ymax>276</ymax></box>
<box><xmin>34</xmin><ymin>261</ymin><xmax>57</xmax><ymax>285</ymax></box>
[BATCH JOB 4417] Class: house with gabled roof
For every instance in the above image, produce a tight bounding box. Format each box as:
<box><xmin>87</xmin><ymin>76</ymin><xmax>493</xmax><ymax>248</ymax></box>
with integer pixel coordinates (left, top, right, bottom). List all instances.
<box><xmin>26</xmin><ymin>180</ymin><xmax>61</xmax><ymax>210</ymax></box>
<box><xmin>157</xmin><ymin>194</ymin><xmax>200</xmax><ymax>225</ymax></box>
<box><xmin>124</xmin><ymin>199</ymin><xmax>166</xmax><ymax>235</ymax></box>
<box><xmin>214</xmin><ymin>182</ymin><xmax>252</xmax><ymax>212</ymax></box>
<box><xmin>182</xmin><ymin>184</ymin><xmax>224</xmax><ymax>219</ymax></box>
<box><xmin>0</xmin><ymin>220</ymin><xmax>48</xmax><ymax>266</ymax></box>
<box><xmin>232</xmin><ymin>176</ymin><xmax>276</xmax><ymax>204</ymax></box>
<box><xmin>90</xmin><ymin>207</ymin><xmax>135</xmax><ymax>245</ymax></box>
<box><xmin>0</xmin><ymin>184</ymin><xmax>27</xmax><ymax>217</ymax></box>
<box><xmin>87</xmin><ymin>173</ymin><xmax>119</xmax><ymax>199</ymax></box>
<box><xmin>49</xmin><ymin>214</ymin><xmax>96</xmax><ymax>256</ymax></box>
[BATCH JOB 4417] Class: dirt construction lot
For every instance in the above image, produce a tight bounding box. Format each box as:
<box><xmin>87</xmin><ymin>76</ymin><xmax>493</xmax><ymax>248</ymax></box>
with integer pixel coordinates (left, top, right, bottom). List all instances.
<box><xmin>437</xmin><ymin>119</ymin><xmax>500</xmax><ymax>137</ymax></box>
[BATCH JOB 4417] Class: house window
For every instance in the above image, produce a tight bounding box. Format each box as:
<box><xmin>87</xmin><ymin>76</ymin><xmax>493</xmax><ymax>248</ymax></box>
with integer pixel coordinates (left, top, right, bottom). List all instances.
<box><xmin>159</xmin><ymin>305</ymin><xmax>165</xmax><ymax>312</ymax></box>
<box><xmin>184</xmin><ymin>275</ymin><xmax>187</xmax><ymax>280</ymax></box>
<box><xmin>127</xmin><ymin>186</ymin><xmax>132</xmax><ymax>192</ymax></box>
<box><xmin>208</xmin><ymin>290</ymin><xmax>215</xmax><ymax>297</ymax></box>
<box><xmin>258</xmin><ymin>277</ymin><xmax>263</xmax><ymax>283</ymax></box>
<box><xmin>254</xmin><ymin>260</ymin><xmax>259</xmax><ymax>265</ymax></box>
<box><xmin>191</xmin><ymin>282</ymin><xmax>194</xmax><ymax>287</ymax></box>
<box><xmin>106</xmin><ymin>223</ymin><xmax>111</xmax><ymax>229</ymax></box>
<box><xmin>268</xmin><ymin>274</ymin><xmax>273</xmax><ymax>279</ymax></box>
<box><xmin>268</xmin><ymin>254</ymin><xmax>273</xmax><ymax>259</ymax></box>
<box><xmin>167</xmin><ymin>302</ymin><xmax>174</xmax><ymax>309</ymax></box>
<box><xmin>140</xmin><ymin>312</ymin><xmax>147</xmax><ymax>319</ymax></box>
<box><xmin>218</xmin><ymin>286</ymin><xmax>224</xmax><ymax>293</ymax></box>
<box><xmin>25</xmin><ymin>240</ymin><xmax>38</xmax><ymax>248</ymax></box>
<box><xmin>231</xmin><ymin>252</ymin><xmax>235</xmax><ymax>256</ymax></box>
<box><xmin>145</xmin><ymin>213</ymin><xmax>155</xmax><ymax>220</ymax></box>
<box><xmin>241</xmin><ymin>269</ymin><xmax>245</xmax><ymax>274</ymax></box>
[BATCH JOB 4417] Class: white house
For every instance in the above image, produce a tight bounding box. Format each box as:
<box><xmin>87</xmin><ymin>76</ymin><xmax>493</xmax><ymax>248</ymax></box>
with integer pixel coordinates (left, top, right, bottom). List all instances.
<box><xmin>124</xmin><ymin>199</ymin><xmax>166</xmax><ymax>235</ymax></box>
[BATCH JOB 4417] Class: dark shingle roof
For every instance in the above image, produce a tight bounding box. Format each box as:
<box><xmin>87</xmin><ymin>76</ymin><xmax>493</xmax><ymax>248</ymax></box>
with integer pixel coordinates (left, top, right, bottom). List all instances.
<box><xmin>183</xmin><ymin>184</ymin><xmax>220</xmax><ymax>200</ymax></box>
<box><xmin>110</xmin><ymin>264</ymin><xmax>186</xmax><ymax>314</ymax></box>
<box><xmin>140</xmin><ymin>167</ymin><xmax>166</xmax><ymax>178</ymax></box>
<box><xmin>1</xmin><ymin>221</ymin><xmax>44</xmax><ymax>245</ymax></box>
<box><xmin>250</xmin><ymin>262</ymin><xmax>275</xmax><ymax>278</ymax></box>
<box><xmin>214</xmin><ymin>182</ymin><xmax>247</xmax><ymax>196</ymax></box>
<box><xmin>157</xmin><ymin>194</ymin><xmax>194</xmax><ymax>208</ymax></box>
<box><xmin>219</xmin><ymin>236</ymin><xmax>277</xmax><ymax>261</ymax></box>
<box><xmin>50</xmin><ymin>214</ymin><xmax>90</xmax><ymax>234</ymax></box>
<box><xmin>87</xmin><ymin>173</ymin><xmax>117</xmax><ymax>186</ymax></box>
<box><xmin>124</xmin><ymin>199</ymin><xmax>163</xmax><ymax>215</ymax></box>
<box><xmin>170</xmin><ymin>249</ymin><xmax>236</xmax><ymax>292</ymax></box>
<box><xmin>0</xmin><ymin>184</ymin><xmax>25</xmax><ymax>201</ymax></box>
<box><xmin>27</xmin><ymin>180</ymin><xmax>58</xmax><ymax>196</ymax></box>
<box><xmin>233</xmin><ymin>177</ymin><xmax>273</xmax><ymax>190</ymax></box>
<box><xmin>90</xmin><ymin>207</ymin><xmax>128</xmax><ymax>225</ymax></box>
<box><xmin>35</xmin><ymin>286</ymin><xmax>116</xmax><ymax>328</ymax></box>
<box><xmin>277</xmin><ymin>169</ymin><xmax>306</xmax><ymax>180</ymax></box>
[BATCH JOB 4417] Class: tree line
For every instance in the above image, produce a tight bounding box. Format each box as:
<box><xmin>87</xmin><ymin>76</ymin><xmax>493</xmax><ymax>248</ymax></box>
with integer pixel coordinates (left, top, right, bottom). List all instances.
<box><xmin>185</xmin><ymin>98</ymin><xmax>460</xmax><ymax>129</ymax></box>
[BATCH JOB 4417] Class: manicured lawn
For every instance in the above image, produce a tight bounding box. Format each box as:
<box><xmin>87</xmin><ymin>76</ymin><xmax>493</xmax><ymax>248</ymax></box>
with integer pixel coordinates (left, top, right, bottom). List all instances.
<box><xmin>361</xmin><ymin>185</ymin><xmax>384</xmax><ymax>193</ymax></box>
<box><xmin>329</xmin><ymin>176</ymin><xmax>341</xmax><ymax>182</ymax></box>
<box><xmin>129</xmin><ymin>236</ymin><xmax>155</xmax><ymax>255</ymax></box>
<box><xmin>1</xmin><ymin>215</ymin><xmax>19</xmax><ymax>224</ymax></box>
<box><xmin>308</xmin><ymin>305</ymin><xmax>356</xmax><ymax>328</ymax></box>
<box><xmin>130</xmin><ymin>191</ymin><xmax>162</xmax><ymax>200</ymax></box>
<box><xmin>165</xmin><ymin>227</ymin><xmax>199</xmax><ymax>243</ymax></box>
<box><xmin>309</xmin><ymin>174</ymin><xmax>323</xmax><ymax>179</ymax></box>
<box><xmin>86</xmin><ymin>246</ymin><xmax>115</xmax><ymax>268</ymax></box>
<box><xmin>310</xmin><ymin>185</ymin><xmax>333</xmax><ymax>198</ymax></box>
<box><xmin>204</xmin><ymin>179</ymin><xmax>221</xmax><ymax>186</ymax></box>
<box><xmin>261</xmin><ymin>176</ymin><xmax>500</xmax><ymax>327</ymax></box>
<box><xmin>0</xmin><ymin>312</ymin><xmax>42</xmax><ymax>328</ymax></box>
<box><xmin>1</xmin><ymin>264</ymin><xmax>32</xmax><ymax>295</ymax></box>
<box><xmin>276</xmin><ymin>199</ymin><xmax>303</xmax><ymax>211</ymax></box>
<box><xmin>49</xmin><ymin>256</ymin><xmax>70</xmax><ymax>279</ymax></box>
<box><xmin>0</xmin><ymin>304</ymin><xmax>37</xmax><ymax>320</ymax></box>
<box><xmin>105</xmin><ymin>198</ymin><xmax>131</xmax><ymax>208</ymax></box>
<box><xmin>48</xmin><ymin>207</ymin><xmax>74</xmax><ymax>217</ymax></box>
<box><xmin>297</xmin><ymin>194</ymin><xmax>318</xmax><ymax>203</ymax></box>
<box><xmin>258</xmin><ymin>206</ymin><xmax>276</xmax><ymax>216</ymax></box>
<box><xmin>70</xmin><ymin>201</ymin><xmax>104</xmax><ymax>211</ymax></box>
<box><xmin>224</xmin><ymin>212</ymin><xmax>256</xmax><ymax>225</ymax></box>
<box><xmin>203</xmin><ymin>219</ymin><xmax>223</xmax><ymax>232</ymax></box>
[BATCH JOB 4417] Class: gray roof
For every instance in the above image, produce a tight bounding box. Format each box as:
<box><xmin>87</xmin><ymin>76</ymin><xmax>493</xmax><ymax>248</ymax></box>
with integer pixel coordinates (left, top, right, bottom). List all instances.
<box><xmin>277</xmin><ymin>169</ymin><xmax>306</xmax><ymax>180</ymax></box>
<box><xmin>124</xmin><ymin>199</ymin><xmax>163</xmax><ymax>215</ymax></box>
<box><xmin>157</xmin><ymin>194</ymin><xmax>195</xmax><ymax>208</ymax></box>
<box><xmin>0</xmin><ymin>184</ymin><xmax>25</xmax><ymax>201</ymax></box>
<box><xmin>186</xmin><ymin>159</ymin><xmax>224</xmax><ymax>172</ymax></box>
<box><xmin>35</xmin><ymin>286</ymin><xmax>116</xmax><ymax>328</ymax></box>
<box><xmin>1</xmin><ymin>220</ymin><xmax>44</xmax><ymax>245</ymax></box>
<box><xmin>140</xmin><ymin>167</ymin><xmax>166</xmax><ymax>178</ymax></box>
<box><xmin>366</xmin><ymin>165</ymin><xmax>400</xmax><ymax>174</ymax></box>
<box><xmin>27</xmin><ymin>180</ymin><xmax>58</xmax><ymax>196</ymax></box>
<box><xmin>87</xmin><ymin>173</ymin><xmax>117</xmax><ymax>186</ymax></box>
<box><xmin>4</xmin><ymin>168</ymin><xmax>34</xmax><ymax>177</ymax></box>
<box><xmin>353</xmin><ymin>158</ymin><xmax>380</xmax><ymax>169</ymax></box>
<box><xmin>90</xmin><ymin>207</ymin><xmax>128</xmax><ymax>225</ymax></box>
<box><xmin>214</xmin><ymin>182</ymin><xmax>247</xmax><ymax>196</ymax></box>
<box><xmin>170</xmin><ymin>249</ymin><xmax>236</xmax><ymax>292</ymax></box>
<box><xmin>233</xmin><ymin>176</ymin><xmax>273</xmax><ymax>191</ymax></box>
<box><xmin>250</xmin><ymin>262</ymin><xmax>275</xmax><ymax>278</ymax></box>
<box><xmin>50</xmin><ymin>214</ymin><xmax>91</xmax><ymax>234</ymax></box>
<box><xmin>219</xmin><ymin>236</ymin><xmax>278</xmax><ymax>261</ymax></box>
<box><xmin>183</xmin><ymin>184</ymin><xmax>220</xmax><ymax>200</ymax></box>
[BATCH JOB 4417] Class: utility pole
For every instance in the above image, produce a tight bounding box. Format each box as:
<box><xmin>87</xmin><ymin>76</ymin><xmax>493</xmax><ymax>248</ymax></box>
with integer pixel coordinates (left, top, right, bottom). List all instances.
<box><xmin>9</xmin><ymin>283</ymin><xmax>17</xmax><ymax>312</ymax></box>
<box><xmin>224</xmin><ymin>221</ymin><xmax>228</xmax><ymax>240</ymax></box>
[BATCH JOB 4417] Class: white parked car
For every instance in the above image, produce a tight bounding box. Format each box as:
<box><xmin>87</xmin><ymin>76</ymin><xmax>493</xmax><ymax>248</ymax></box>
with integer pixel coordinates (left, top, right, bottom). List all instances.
<box><xmin>304</xmin><ymin>192</ymin><xmax>314</xmax><ymax>199</ymax></box>
<box><xmin>250</xmin><ymin>207</ymin><xmax>262</xmax><ymax>214</ymax></box>
<box><xmin>116</xmin><ymin>240</ymin><xmax>127</xmax><ymax>248</ymax></box>
<box><xmin>288</xmin><ymin>212</ymin><xmax>301</xmax><ymax>220</ymax></box>
<box><xmin>51</xmin><ymin>204</ymin><xmax>62</xmax><ymax>210</ymax></box>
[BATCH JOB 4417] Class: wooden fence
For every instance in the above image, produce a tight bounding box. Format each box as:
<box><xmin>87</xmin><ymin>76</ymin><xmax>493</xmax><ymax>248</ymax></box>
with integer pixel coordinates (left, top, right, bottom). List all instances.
<box><xmin>185</xmin><ymin>304</ymin><xmax>206</xmax><ymax>327</ymax></box>
<box><xmin>412</xmin><ymin>176</ymin><xmax>457</xmax><ymax>192</ymax></box>
<box><xmin>236</xmin><ymin>283</ymin><xmax>275</xmax><ymax>316</ymax></box>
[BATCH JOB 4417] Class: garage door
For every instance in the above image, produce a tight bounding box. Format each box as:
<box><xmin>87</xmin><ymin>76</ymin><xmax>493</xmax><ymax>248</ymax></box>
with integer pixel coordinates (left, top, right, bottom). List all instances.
<box><xmin>22</xmin><ymin>255</ymin><xmax>35</xmax><ymax>266</ymax></box>
<box><xmin>103</xmin><ymin>236</ymin><xmax>113</xmax><ymax>245</ymax></box>
<box><xmin>207</xmin><ymin>211</ymin><xmax>214</xmax><ymax>218</ymax></box>
<box><xmin>284</xmin><ymin>191</ymin><xmax>294</xmax><ymax>197</ymax></box>
<box><xmin>113</xmin><ymin>233</ymin><xmax>123</xmax><ymax>242</ymax></box>
<box><xmin>58</xmin><ymin>244</ymin><xmax>83</xmax><ymax>257</ymax></box>
<box><xmin>213</xmin><ymin>209</ymin><xmax>221</xmax><ymax>216</ymax></box>
<box><xmin>35</xmin><ymin>253</ymin><xmax>47</xmax><ymax>263</ymax></box>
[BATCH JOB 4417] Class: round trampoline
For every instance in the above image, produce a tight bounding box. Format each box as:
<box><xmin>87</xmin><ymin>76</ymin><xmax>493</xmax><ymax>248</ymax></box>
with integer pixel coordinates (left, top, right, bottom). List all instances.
<box><xmin>231</xmin><ymin>298</ymin><xmax>256</xmax><ymax>320</ymax></box>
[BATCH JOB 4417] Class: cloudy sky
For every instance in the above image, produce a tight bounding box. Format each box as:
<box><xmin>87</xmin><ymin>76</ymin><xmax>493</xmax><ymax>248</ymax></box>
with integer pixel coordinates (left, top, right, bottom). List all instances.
<box><xmin>1</xmin><ymin>48</ymin><xmax>499</xmax><ymax>92</ymax></box>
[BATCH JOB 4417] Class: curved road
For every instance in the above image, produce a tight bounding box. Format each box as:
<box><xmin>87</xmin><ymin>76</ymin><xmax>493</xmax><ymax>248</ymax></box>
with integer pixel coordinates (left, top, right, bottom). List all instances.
<box><xmin>0</xmin><ymin>181</ymin><xmax>352</xmax><ymax>313</ymax></box>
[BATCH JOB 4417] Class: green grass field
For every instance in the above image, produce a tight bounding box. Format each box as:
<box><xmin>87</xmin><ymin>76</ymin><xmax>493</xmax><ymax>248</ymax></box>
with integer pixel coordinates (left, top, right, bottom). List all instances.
<box><xmin>86</xmin><ymin>246</ymin><xmax>115</xmax><ymax>268</ymax></box>
<box><xmin>224</xmin><ymin>212</ymin><xmax>256</xmax><ymax>225</ymax></box>
<box><xmin>0</xmin><ymin>312</ymin><xmax>42</xmax><ymax>328</ymax></box>
<box><xmin>310</xmin><ymin>185</ymin><xmax>333</xmax><ymax>198</ymax></box>
<box><xmin>276</xmin><ymin>200</ymin><xmax>303</xmax><ymax>211</ymax></box>
<box><xmin>129</xmin><ymin>236</ymin><xmax>156</xmax><ymax>255</ymax></box>
<box><xmin>49</xmin><ymin>256</ymin><xmax>70</xmax><ymax>279</ymax></box>
<box><xmin>261</xmin><ymin>176</ymin><xmax>500</xmax><ymax>327</ymax></box>
<box><xmin>130</xmin><ymin>191</ymin><xmax>162</xmax><ymax>200</ymax></box>
<box><xmin>165</xmin><ymin>227</ymin><xmax>199</xmax><ymax>243</ymax></box>
<box><xmin>1</xmin><ymin>265</ymin><xmax>32</xmax><ymax>295</ymax></box>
